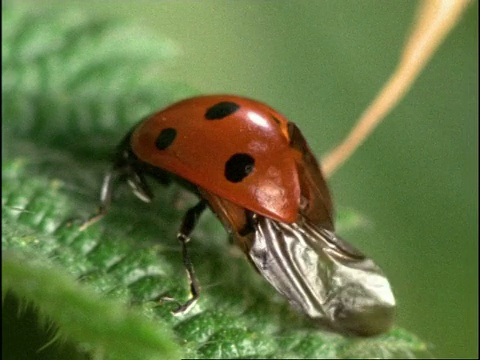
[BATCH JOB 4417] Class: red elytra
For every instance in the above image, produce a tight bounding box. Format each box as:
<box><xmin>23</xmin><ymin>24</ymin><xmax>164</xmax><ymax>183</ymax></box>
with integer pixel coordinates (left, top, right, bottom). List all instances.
<box><xmin>132</xmin><ymin>95</ymin><xmax>305</xmax><ymax>224</ymax></box>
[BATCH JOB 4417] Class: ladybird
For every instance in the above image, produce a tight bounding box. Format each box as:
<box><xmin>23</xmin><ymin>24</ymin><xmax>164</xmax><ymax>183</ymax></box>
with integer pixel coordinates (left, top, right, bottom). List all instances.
<box><xmin>82</xmin><ymin>95</ymin><xmax>395</xmax><ymax>336</ymax></box>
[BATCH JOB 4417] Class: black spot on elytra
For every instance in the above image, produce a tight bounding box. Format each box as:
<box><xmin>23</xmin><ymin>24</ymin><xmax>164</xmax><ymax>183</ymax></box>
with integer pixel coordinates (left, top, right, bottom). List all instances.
<box><xmin>155</xmin><ymin>128</ymin><xmax>177</xmax><ymax>150</ymax></box>
<box><xmin>205</xmin><ymin>102</ymin><xmax>240</xmax><ymax>120</ymax></box>
<box><xmin>224</xmin><ymin>153</ymin><xmax>255</xmax><ymax>183</ymax></box>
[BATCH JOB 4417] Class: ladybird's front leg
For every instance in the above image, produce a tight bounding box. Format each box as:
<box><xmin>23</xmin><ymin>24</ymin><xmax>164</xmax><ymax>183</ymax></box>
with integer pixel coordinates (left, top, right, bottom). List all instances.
<box><xmin>80</xmin><ymin>166</ymin><xmax>154</xmax><ymax>231</ymax></box>
<box><xmin>79</xmin><ymin>169</ymin><xmax>117</xmax><ymax>231</ymax></box>
<box><xmin>169</xmin><ymin>200</ymin><xmax>207</xmax><ymax>315</ymax></box>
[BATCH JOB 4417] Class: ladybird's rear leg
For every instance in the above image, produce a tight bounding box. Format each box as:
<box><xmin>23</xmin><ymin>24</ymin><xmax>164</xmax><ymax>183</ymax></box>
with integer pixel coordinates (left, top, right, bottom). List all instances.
<box><xmin>169</xmin><ymin>200</ymin><xmax>207</xmax><ymax>315</ymax></box>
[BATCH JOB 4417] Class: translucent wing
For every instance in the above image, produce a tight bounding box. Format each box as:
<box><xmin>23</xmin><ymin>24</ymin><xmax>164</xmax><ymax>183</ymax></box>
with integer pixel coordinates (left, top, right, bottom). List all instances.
<box><xmin>248</xmin><ymin>214</ymin><xmax>395</xmax><ymax>336</ymax></box>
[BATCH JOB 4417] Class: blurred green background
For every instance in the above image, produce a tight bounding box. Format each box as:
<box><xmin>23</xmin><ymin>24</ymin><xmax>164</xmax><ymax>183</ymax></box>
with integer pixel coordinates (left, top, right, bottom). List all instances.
<box><xmin>9</xmin><ymin>1</ymin><xmax>478</xmax><ymax>358</ymax></box>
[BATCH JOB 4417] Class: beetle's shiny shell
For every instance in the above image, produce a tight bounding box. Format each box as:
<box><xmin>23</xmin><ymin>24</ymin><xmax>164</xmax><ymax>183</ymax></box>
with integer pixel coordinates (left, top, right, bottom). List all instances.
<box><xmin>131</xmin><ymin>95</ymin><xmax>302</xmax><ymax>223</ymax></box>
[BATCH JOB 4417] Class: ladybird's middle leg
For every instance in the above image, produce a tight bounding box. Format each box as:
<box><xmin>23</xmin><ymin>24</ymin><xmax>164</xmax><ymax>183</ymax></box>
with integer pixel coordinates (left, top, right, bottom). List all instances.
<box><xmin>171</xmin><ymin>200</ymin><xmax>207</xmax><ymax>315</ymax></box>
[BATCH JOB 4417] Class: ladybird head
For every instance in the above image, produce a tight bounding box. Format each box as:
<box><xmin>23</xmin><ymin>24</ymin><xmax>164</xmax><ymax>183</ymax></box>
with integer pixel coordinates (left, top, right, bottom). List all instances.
<box><xmin>111</xmin><ymin>126</ymin><xmax>137</xmax><ymax>170</ymax></box>
<box><xmin>108</xmin><ymin>122</ymin><xmax>173</xmax><ymax>203</ymax></box>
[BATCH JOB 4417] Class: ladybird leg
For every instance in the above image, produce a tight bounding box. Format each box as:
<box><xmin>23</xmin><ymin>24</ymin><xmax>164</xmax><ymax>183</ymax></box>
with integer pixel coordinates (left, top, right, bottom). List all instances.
<box><xmin>80</xmin><ymin>166</ymin><xmax>154</xmax><ymax>231</ymax></box>
<box><xmin>79</xmin><ymin>170</ymin><xmax>116</xmax><ymax>231</ymax></box>
<box><xmin>127</xmin><ymin>170</ymin><xmax>154</xmax><ymax>203</ymax></box>
<box><xmin>171</xmin><ymin>200</ymin><xmax>207</xmax><ymax>315</ymax></box>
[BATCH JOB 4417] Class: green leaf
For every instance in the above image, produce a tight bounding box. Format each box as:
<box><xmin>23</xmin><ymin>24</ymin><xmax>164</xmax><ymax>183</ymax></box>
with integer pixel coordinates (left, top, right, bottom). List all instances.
<box><xmin>2</xmin><ymin>251</ymin><xmax>181</xmax><ymax>360</ymax></box>
<box><xmin>2</xmin><ymin>4</ymin><xmax>429</xmax><ymax>359</ymax></box>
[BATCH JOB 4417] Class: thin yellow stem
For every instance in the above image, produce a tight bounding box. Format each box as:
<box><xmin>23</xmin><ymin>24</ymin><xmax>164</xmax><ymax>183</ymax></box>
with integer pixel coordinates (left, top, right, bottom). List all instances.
<box><xmin>322</xmin><ymin>0</ymin><xmax>471</xmax><ymax>178</ymax></box>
